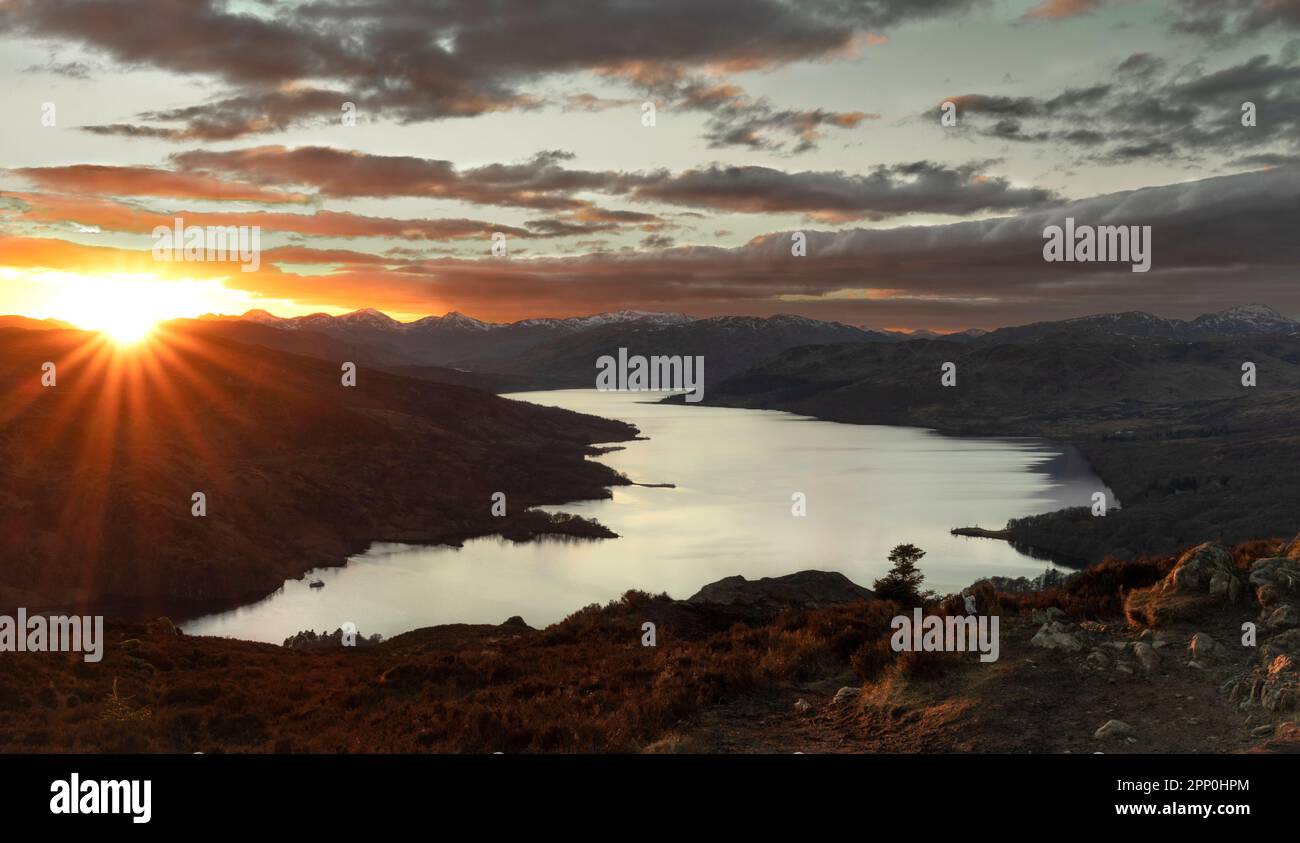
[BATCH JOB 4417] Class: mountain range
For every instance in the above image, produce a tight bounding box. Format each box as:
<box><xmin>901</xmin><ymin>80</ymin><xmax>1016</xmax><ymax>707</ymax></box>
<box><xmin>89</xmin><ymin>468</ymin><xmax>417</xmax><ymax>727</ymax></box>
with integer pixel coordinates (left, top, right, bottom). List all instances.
<box><xmin>187</xmin><ymin>304</ymin><xmax>1300</xmax><ymax>392</ymax></box>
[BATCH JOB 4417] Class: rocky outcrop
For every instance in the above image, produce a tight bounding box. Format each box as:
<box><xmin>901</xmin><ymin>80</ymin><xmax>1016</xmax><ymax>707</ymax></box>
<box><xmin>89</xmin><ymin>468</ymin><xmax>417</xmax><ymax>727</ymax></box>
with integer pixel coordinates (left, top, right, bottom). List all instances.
<box><xmin>282</xmin><ymin>627</ymin><xmax>381</xmax><ymax>650</ymax></box>
<box><xmin>1124</xmin><ymin>543</ymin><xmax>1244</xmax><ymax>627</ymax></box>
<box><xmin>1228</xmin><ymin>628</ymin><xmax>1300</xmax><ymax>713</ymax></box>
<box><xmin>687</xmin><ymin>570</ymin><xmax>873</xmax><ymax>609</ymax></box>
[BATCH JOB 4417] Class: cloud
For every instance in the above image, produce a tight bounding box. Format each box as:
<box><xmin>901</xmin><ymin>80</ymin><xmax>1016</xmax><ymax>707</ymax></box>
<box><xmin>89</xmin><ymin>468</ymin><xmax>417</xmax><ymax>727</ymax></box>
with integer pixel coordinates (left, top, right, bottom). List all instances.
<box><xmin>11</xmin><ymin>145</ymin><xmax>1052</xmax><ymax>225</ymax></box>
<box><xmin>633</xmin><ymin>161</ymin><xmax>1054</xmax><ymax>219</ymax></box>
<box><xmin>936</xmin><ymin>52</ymin><xmax>1300</xmax><ymax>164</ymax></box>
<box><xmin>11</xmin><ymin>164</ymin><xmax>310</xmax><ymax>203</ymax></box>
<box><xmin>0</xmin><ymin>0</ymin><xmax>975</xmax><ymax>144</ymax></box>
<box><xmin>11</xmin><ymin>165</ymin><xmax>1293</xmax><ymax>328</ymax></box>
<box><xmin>1170</xmin><ymin>0</ymin><xmax>1300</xmax><ymax>38</ymax></box>
<box><xmin>0</xmin><ymin>192</ymin><xmax>534</xmax><ymax>242</ymax></box>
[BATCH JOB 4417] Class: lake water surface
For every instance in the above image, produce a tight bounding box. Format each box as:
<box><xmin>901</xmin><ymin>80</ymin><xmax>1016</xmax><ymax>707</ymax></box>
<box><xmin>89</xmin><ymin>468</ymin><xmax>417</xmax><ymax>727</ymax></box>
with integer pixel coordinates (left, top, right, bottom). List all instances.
<box><xmin>182</xmin><ymin>390</ymin><xmax>1112</xmax><ymax>642</ymax></box>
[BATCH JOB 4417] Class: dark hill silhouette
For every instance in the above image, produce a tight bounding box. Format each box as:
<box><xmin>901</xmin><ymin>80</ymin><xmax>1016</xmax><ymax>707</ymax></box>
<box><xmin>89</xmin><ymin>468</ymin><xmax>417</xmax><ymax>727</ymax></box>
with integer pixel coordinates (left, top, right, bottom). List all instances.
<box><xmin>0</xmin><ymin>324</ymin><xmax>635</xmax><ymax>614</ymax></box>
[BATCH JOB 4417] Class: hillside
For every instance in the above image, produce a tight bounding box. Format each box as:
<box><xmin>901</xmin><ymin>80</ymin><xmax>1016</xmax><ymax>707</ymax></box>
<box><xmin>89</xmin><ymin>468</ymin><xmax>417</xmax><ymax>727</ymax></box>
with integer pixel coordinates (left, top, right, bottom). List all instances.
<box><xmin>0</xmin><ymin>324</ymin><xmax>636</xmax><ymax>614</ymax></box>
<box><xmin>696</xmin><ymin>332</ymin><xmax>1300</xmax><ymax>563</ymax></box>
<box><xmin>2</xmin><ymin>540</ymin><xmax>1295</xmax><ymax>753</ymax></box>
<box><xmin>211</xmin><ymin>308</ymin><xmax>897</xmax><ymax>389</ymax></box>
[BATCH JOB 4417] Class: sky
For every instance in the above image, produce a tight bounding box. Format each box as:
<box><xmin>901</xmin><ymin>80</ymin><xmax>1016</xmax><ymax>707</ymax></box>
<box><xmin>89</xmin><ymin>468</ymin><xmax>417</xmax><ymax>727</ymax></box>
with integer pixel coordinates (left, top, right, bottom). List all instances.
<box><xmin>1</xmin><ymin>0</ymin><xmax>1299</xmax><ymax>332</ymax></box>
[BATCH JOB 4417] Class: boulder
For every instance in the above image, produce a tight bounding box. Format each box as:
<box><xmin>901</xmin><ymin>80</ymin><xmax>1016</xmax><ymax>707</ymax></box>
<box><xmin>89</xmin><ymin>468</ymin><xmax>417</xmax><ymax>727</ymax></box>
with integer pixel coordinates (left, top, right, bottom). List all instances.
<box><xmin>1266</xmin><ymin>604</ymin><xmax>1300</xmax><ymax>630</ymax></box>
<box><xmin>1166</xmin><ymin>543</ymin><xmax>1236</xmax><ymax>595</ymax></box>
<box><xmin>502</xmin><ymin>615</ymin><xmax>530</xmax><ymax>628</ymax></box>
<box><xmin>1094</xmin><ymin>719</ymin><xmax>1136</xmax><ymax>740</ymax></box>
<box><xmin>1250</xmin><ymin>557</ymin><xmax>1300</xmax><ymax>607</ymax></box>
<box><xmin>1125</xmin><ymin>543</ymin><xmax>1242</xmax><ymax>627</ymax></box>
<box><xmin>1031</xmin><ymin>606</ymin><xmax>1068</xmax><ymax>624</ymax></box>
<box><xmin>1031</xmin><ymin>621</ymin><xmax>1084</xmax><ymax>652</ymax></box>
<box><xmin>1260</xmin><ymin>629</ymin><xmax>1300</xmax><ymax>664</ymax></box>
<box><xmin>1133</xmin><ymin>641</ymin><xmax>1160</xmax><ymax>673</ymax></box>
<box><xmin>832</xmin><ymin>686</ymin><xmax>860</xmax><ymax>705</ymax></box>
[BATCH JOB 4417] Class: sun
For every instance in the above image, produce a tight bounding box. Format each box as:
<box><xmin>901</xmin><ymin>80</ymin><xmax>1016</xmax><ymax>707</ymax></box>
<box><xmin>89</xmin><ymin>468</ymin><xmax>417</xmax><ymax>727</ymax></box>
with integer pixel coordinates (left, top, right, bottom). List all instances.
<box><xmin>17</xmin><ymin>271</ymin><xmax>258</xmax><ymax>344</ymax></box>
<box><xmin>100</xmin><ymin>311</ymin><xmax>160</xmax><ymax>344</ymax></box>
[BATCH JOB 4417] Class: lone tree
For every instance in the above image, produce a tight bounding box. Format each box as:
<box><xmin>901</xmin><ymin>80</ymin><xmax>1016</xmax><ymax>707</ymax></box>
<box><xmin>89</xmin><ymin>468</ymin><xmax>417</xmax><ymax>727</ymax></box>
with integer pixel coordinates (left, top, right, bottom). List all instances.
<box><xmin>872</xmin><ymin>543</ymin><xmax>931</xmax><ymax>606</ymax></box>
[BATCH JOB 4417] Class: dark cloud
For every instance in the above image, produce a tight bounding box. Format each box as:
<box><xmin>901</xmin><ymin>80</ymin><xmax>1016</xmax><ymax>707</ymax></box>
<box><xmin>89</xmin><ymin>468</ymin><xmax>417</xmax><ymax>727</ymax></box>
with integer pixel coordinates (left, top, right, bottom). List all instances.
<box><xmin>7</xmin><ymin>166</ymin><xmax>1297</xmax><ymax>327</ymax></box>
<box><xmin>937</xmin><ymin>52</ymin><xmax>1300</xmax><ymax>164</ymax></box>
<box><xmin>21</xmin><ymin>58</ymin><xmax>91</xmax><ymax>78</ymax></box>
<box><xmin>0</xmin><ymin>0</ymin><xmax>970</xmax><ymax>144</ymax></box>
<box><xmin>15</xmin><ymin>146</ymin><xmax>1051</xmax><ymax>223</ymax></box>
<box><xmin>633</xmin><ymin>161</ymin><xmax>1054</xmax><ymax>220</ymax></box>
<box><xmin>219</xmin><ymin>165</ymin><xmax>1300</xmax><ymax>326</ymax></box>
<box><xmin>1171</xmin><ymin>0</ymin><xmax>1300</xmax><ymax>39</ymax></box>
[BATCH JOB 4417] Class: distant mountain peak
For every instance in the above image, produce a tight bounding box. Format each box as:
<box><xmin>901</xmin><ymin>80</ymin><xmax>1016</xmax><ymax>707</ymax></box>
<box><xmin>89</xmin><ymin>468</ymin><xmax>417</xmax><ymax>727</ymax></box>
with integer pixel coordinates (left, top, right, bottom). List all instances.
<box><xmin>339</xmin><ymin>308</ymin><xmax>402</xmax><ymax>328</ymax></box>
<box><xmin>1208</xmin><ymin>303</ymin><xmax>1290</xmax><ymax>322</ymax></box>
<box><xmin>438</xmin><ymin>311</ymin><xmax>491</xmax><ymax>331</ymax></box>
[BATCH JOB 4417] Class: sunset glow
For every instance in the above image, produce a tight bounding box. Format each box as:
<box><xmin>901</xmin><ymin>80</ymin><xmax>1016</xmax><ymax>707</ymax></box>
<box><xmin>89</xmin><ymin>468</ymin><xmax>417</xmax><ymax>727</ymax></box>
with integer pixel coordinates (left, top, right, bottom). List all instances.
<box><xmin>3</xmin><ymin>270</ymin><xmax>271</xmax><ymax>341</ymax></box>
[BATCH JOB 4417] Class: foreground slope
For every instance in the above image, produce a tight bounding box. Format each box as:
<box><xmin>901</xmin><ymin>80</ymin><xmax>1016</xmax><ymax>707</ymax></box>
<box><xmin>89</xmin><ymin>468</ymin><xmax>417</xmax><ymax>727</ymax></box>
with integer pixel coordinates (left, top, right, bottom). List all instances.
<box><xmin>2</xmin><ymin>541</ymin><xmax>1296</xmax><ymax>754</ymax></box>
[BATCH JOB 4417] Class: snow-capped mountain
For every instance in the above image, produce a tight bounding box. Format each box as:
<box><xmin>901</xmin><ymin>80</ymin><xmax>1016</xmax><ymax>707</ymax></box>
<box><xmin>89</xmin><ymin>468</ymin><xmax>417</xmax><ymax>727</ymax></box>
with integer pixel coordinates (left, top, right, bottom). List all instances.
<box><xmin>1184</xmin><ymin>304</ymin><xmax>1299</xmax><ymax>336</ymax></box>
<box><xmin>224</xmin><ymin>307</ymin><xmax>893</xmax><ymax>386</ymax></box>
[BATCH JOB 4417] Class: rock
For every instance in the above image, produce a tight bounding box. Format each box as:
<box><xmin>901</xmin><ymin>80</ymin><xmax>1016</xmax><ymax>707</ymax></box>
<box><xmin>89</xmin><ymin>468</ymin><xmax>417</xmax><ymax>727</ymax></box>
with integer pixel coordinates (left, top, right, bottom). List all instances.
<box><xmin>1032</xmin><ymin>606</ymin><xmax>1068</xmax><ymax>624</ymax></box>
<box><xmin>119</xmin><ymin>638</ymin><xmax>141</xmax><ymax>652</ymax></box>
<box><xmin>1252</xmin><ymin>724</ymin><xmax>1275</xmax><ymax>737</ymax></box>
<box><xmin>1189</xmin><ymin>632</ymin><xmax>1217</xmax><ymax>661</ymax></box>
<box><xmin>1266</xmin><ymin>604</ymin><xmax>1300</xmax><ymax>630</ymax></box>
<box><xmin>1094</xmin><ymin>719</ymin><xmax>1136</xmax><ymax>740</ymax></box>
<box><xmin>1133</xmin><ymin>641</ymin><xmax>1160</xmax><ymax>673</ymax></box>
<box><xmin>1250</xmin><ymin>557</ymin><xmax>1300</xmax><ymax>607</ymax></box>
<box><xmin>832</xmin><ymin>687</ymin><xmax>860</xmax><ymax>705</ymax></box>
<box><xmin>794</xmin><ymin>698</ymin><xmax>812</xmax><ymax>713</ymax></box>
<box><xmin>502</xmin><ymin>615</ymin><xmax>529</xmax><ymax>628</ymax></box>
<box><xmin>1167</xmin><ymin>543</ymin><xmax>1237</xmax><ymax>595</ymax></box>
<box><xmin>1115</xmin><ymin>663</ymin><xmax>1134</xmax><ymax>674</ymax></box>
<box><xmin>1086</xmin><ymin>650</ymin><xmax>1110</xmax><ymax>670</ymax></box>
<box><xmin>1208</xmin><ymin>570</ymin><xmax>1242</xmax><ymax>603</ymax></box>
<box><xmin>282</xmin><ymin>626</ymin><xmax>378</xmax><ymax>650</ymax></box>
<box><xmin>1031</xmin><ymin>621</ymin><xmax>1084</xmax><ymax>652</ymax></box>
<box><xmin>1104</xmin><ymin>641</ymin><xmax>1130</xmax><ymax>653</ymax></box>
<box><xmin>1125</xmin><ymin>543</ymin><xmax>1242</xmax><ymax>627</ymax></box>
<box><xmin>1261</xmin><ymin>629</ymin><xmax>1300</xmax><ymax>663</ymax></box>
<box><xmin>1151</xmin><ymin>630</ymin><xmax>1180</xmax><ymax>650</ymax></box>
<box><xmin>688</xmin><ymin>570</ymin><xmax>873</xmax><ymax>609</ymax></box>
<box><xmin>1231</xmin><ymin>647</ymin><xmax>1300</xmax><ymax>713</ymax></box>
